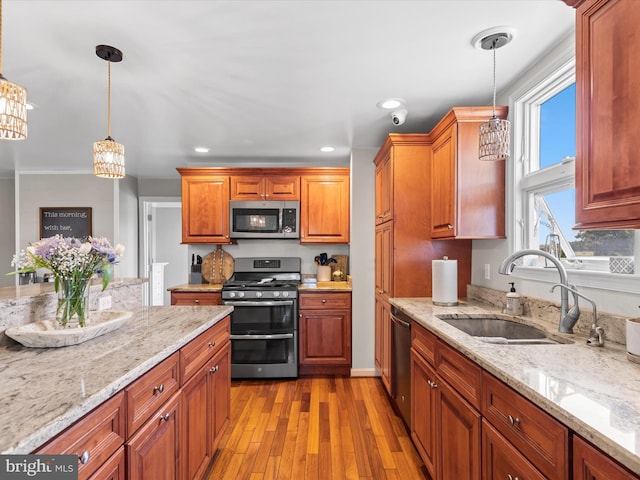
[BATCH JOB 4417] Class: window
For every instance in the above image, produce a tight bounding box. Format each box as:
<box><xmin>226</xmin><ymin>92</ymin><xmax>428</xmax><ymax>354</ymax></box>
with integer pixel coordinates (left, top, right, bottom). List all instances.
<box><xmin>516</xmin><ymin>65</ymin><xmax>635</xmax><ymax>272</ymax></box>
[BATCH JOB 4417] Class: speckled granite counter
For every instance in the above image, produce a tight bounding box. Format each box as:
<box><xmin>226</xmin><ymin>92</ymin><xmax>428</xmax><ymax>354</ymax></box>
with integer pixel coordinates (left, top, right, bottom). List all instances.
<box><xmin>166</xmin><ymin>283</ymin><xmax>223</xmax><ymax>292</ymax></box>
<box><xmin>0</xmin><ymin>305</ymin><xmax>232</xmax><ymax>454</ymax></box>
<box><xmin>298</xmin><ymin>285</ymin><xmax>352</xmax><ymax>292</ymax></box>
<box><xmin>390</xmin><ymin>297</ymin><xmax>640</xmax><ymax>475</ymax></box>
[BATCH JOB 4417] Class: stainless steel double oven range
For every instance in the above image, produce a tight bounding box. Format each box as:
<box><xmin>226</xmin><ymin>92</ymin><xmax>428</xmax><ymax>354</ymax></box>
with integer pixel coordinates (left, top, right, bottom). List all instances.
<box><xmin>222</xmin><ymin>257</ymin><xmax>301</xmax><ymax>379</ymax></box>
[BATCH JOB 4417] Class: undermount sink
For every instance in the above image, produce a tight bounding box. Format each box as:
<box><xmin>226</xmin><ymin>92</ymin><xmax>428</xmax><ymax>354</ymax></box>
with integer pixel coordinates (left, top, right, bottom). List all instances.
<box><xmin>436</xmin><ymin>315</ymin><xmax>570</xmax><ymax>345</ymax></box>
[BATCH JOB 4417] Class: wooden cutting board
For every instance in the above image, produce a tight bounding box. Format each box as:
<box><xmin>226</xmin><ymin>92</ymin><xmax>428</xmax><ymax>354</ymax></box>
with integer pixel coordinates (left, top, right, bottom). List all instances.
<box><xmin>201</xmin><ymin>245</ymin><xmax>234</xmax><ymax>284</ymax></box>
<box><xmin>330</xmin><ymin>254</ymin><xmax>348</xmax><ymax>279</ymax></box>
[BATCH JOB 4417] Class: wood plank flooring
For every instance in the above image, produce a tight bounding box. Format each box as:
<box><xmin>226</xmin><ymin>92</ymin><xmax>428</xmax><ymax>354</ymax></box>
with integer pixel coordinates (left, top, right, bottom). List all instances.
<box><xmin>206</xmin><ymin>377</ymin><xmax>429</xmax><ymax>480</ymax></box>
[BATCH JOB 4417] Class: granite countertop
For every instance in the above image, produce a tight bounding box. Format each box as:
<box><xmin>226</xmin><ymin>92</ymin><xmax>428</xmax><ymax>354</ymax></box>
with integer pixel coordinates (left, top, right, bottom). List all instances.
<box><xmin>298</xmin><ymin>284</ymin><xmax>352</xmax><ymax>292</ymax></box>
<box><xmin>167</xmin><ymin>283</ymin><xmax>223</xmax><ymax>292</ymax></box>
<box><xmin>0</xmin><ymin>305</ymin><xmax>233</xmax><ymax>454</ymax></box>
<box><xmin>390</xmin><ymin>297</ymin><xmax>640</xmax><ymax>475</ymax></box>
<box><xmin>0</xmin><ymin>278</ymin><xmax>143</xmax><ymax>301</ymax></box>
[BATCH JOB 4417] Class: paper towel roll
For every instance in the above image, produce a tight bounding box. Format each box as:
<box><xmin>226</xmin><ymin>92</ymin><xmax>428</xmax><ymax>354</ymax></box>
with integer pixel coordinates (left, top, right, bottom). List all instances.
<box><xmin>432</xmin><ymin>258</ymin><xmax>458</xmax><ymax>306</ymax></box>
<box><xmin>626</xmin><ymin>318</ymin><xmax>640</xmax><ymax>356</ymax></box>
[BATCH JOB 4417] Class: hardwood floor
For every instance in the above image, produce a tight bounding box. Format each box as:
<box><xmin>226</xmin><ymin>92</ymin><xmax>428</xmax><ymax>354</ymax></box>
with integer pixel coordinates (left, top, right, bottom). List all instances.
<box><xmin>206</xmin><ymin>376</ymin><xmax>429</xmax><ymax>480</ymax></box>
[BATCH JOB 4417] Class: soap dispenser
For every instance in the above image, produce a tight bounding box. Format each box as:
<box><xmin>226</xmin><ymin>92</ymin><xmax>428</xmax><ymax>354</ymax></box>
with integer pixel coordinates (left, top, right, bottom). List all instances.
<box><xmin>504</xmin><ymin>282</ymin><xmax>522</xmax><ymax>315</ymax></box>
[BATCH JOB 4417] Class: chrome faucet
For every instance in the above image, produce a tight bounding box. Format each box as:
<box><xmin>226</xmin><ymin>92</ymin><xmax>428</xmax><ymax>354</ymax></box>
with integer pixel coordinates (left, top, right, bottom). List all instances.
<box><xmin>498</xmin><ymin>249</ymin><xmax>580</xmax><ymax>333</ymax></box>
<box><xmin>550</xmin><ymin>284</ymin><xmax>605</xmax><ymax>347</ymax></box>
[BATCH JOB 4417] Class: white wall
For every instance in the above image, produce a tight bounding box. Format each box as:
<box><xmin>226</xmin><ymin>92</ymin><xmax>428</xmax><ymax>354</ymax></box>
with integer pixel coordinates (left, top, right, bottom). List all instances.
<box><xmin>0</xmin><ymin>178</ymin><xmax>15</xmax><ymax>287</ymax></box>
<box><xmin>116</xmin><ymin>175</ymin><xmax>139</xmax><ymax>278</ymax></box>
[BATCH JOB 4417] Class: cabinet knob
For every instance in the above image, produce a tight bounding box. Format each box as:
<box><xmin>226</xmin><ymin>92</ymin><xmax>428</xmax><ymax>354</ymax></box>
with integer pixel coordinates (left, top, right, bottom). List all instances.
<box><xmin>210</xmin><ymin>365</ymin><xmax>219</xmax><ymax>373</ymax></box>
<box><xmin>153</xmin><ymin>384</ymin><xmax>165</xmax><ymax>394</ymax></box>
<box><xmin>208</xmin><ymin>341</ymin><xmax>216</xmax><ymax>347</ymax></box>
<box><xmin>377</xmin><ymin>214</ymin><xmax>383</xmax><ymax>219</ymax></box>
<box><xmin>159</xmin><ymin>413</ymin><xmax>171</xmax><ymax>421</ymax></box>
<box><xmin>78</xmin><ymin>450</ymin><xmax>90</xmax><ymax>464</ymax></box>
<box><xmin>322</xmin><ymin>299</ymin><xmax>327</xmax><ymax>303</ymax></box>
<box><xmin>427</xmin><ymin>380</ymin><xmax>438</xmax><ymax>389</ymax></box>
<box><xmin>507</xmin><ymin>475</ymin><xmax>520</xmax><ymax>480</ymax></box>
<box><xmin>508</xmin><ymin>415</ymin><xmax>521</xmax><ymax>426</ymax></box>
<box><xmin>447</xmin><ymin>224</ymin><xmax>453</xmax><ymax>229</ymax></box>
<box><xmin>194</xmin><ymin>299</ymin><xmax>200</xmax><ymax>303</ymax></box>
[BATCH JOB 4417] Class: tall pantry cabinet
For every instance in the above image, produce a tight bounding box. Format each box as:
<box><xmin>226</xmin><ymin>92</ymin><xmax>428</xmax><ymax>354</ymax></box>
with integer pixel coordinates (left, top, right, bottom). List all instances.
<box><xmin>374</xmin><ymin>134</ymin><xmax>472</xmax><ymax>394</ymax></box>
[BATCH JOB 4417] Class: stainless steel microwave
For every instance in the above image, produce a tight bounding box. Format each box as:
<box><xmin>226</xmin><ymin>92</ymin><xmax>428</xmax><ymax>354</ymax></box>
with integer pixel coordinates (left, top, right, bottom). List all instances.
<box><xmin>229</xmin><ymin>200</ymin><xmax>300</xmax><ymax>239</ymax></box>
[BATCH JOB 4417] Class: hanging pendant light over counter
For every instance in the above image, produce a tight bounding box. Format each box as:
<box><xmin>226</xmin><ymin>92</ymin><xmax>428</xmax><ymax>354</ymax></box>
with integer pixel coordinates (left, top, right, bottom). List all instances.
<box><xmin>474</xmin><ymin>28</ymin><xmax>513</xmax><ymax>162</ymax></box>
<box><xmin>94</xmin><ymin>44</ymin><xmax>125</xmax><ymax>179</ymax></box>
<box><xmin>0</xmin><ymin>0</ymin><xmax>27</xmax><ymax>140</ymax></box>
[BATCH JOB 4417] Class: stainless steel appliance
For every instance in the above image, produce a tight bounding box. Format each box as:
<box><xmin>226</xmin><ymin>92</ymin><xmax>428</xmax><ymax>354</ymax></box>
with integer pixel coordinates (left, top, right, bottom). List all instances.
<box><xmin>391</xmin><ymin>307</ymin><xmax>412</xmax><ymax>428</ymax></box>
<box><xmin>229</xmin><ymin>200</ymin><xmax>299</xmax><ymax>239</ymax></box>
<box><xmin>222</xmin><ymin>257</ymin><xmax>301</xmax><ymax>379</ymax></box>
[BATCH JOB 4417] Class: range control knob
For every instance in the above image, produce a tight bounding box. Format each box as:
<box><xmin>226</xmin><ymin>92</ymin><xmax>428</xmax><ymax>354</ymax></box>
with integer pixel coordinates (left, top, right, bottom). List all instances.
<box><xmin>255</xmin><ymin>291</ymin><xmax>262</xmax><ymax>298</ymax></box>
<box><xmin>282</xmin><ymin>291</ymin><xmax>289</xmax><ymax>297</ymax></box>
<box><xmin>237</xmin><ymin>291</ymin><xmax>245</xmax><ymax>298</ymax></box>
<box><xmin>273</xmin><ymin>291</ymin><xmax>280</xmax><ymax>297</ymax></box>
<box><xmin>227</xmin><ymin>292</ymin><xmax>236</xmax><ymax>298</ymax></box>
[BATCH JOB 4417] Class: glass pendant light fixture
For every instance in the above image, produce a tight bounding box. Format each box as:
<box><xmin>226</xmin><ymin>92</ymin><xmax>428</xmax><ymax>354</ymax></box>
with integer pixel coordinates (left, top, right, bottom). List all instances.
<box><xmin>0</xmin><ymin>0</ymin><xmax>27</xmax><ymax>140</ymax></box>
<box><xmin>477</xmin><ymin>31</ymin><xmax>511</xmax><ymax>161</ymax></box>
<box><xmin>94</xmin><ymin>45</ymin><xmax>125</xmax><ymax>179</ymax></box>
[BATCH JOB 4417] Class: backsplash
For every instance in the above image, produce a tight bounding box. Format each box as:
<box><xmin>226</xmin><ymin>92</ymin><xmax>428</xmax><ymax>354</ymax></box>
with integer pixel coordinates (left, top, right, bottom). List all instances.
<box><xmin>468</xmin><ymin>284</ymin><xmax>629</xmax><ymax>346</ymax></box>
<box><xmin>0</xmin><ymin>279</ymin><xmax>144</xmax><ymax>347</ymax></box>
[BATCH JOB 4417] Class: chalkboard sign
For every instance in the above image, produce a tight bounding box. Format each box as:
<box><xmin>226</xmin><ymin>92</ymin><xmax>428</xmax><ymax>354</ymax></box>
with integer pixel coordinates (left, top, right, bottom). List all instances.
<box><xmin>40</xmin><ymin>207</ymin><xmax>92</xmax><ymax>239</ymax></box>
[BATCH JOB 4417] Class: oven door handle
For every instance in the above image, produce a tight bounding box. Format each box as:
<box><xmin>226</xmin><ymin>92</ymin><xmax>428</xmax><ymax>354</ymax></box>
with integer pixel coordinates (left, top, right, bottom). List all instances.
<box><xmin>230</xmin><ymin>333</ymin><xmax>295</xmax><ymax>340</ymax></box>
<box><xmin>223</xmin><ymin>300</ymin><xmax>294</xmax><ymax>307</ymax></box>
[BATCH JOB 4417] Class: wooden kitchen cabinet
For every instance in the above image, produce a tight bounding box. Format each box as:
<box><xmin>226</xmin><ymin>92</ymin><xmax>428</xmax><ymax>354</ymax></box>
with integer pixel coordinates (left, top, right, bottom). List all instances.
<box><xmin>573</xmin><ymin>435</ymin><xmax>640</xmax><ymax>480</ymax></box>
<box><xmin>298</xmin><ymin>291</ymin><xmax>352</xmax><ymax>375</ymax></box>
<box><xmin>374</xmin><ymin>151</ymin><xmax>393</xmax><ymax>224</ymax></box>
<box><xmin>410</xmin><ymin>346</ymin><xmax>438</xmax><ymax>479</ymax></box>
<box><xmin>300</xmin><ymin>169</ymin><xmax>350</xmax><ymax>243</ymax></box>
<box><xmin>34</xmin><ymin>391</ymin><xmax>126</xmax><ymax>480</ymax></box>
<box><xmin>126</xmin><ymin>391</ymin><xmax>181</xmax><ymax>480</ymax></box>
<box><xmin>87</xmin><ymin>447</ymin><xmax>125</xmax><ymax>480</ymax></box>
<box><xmin>565</xmin><ymin>0</ymin><xmax>640</xmax><ymax>228</ymax></box>
<box><xmin>178</xmin><ymin>168</ymin><xmax>230</xmax><ymax>244</ymax></box>
<box><xmin>429</xmin><ymin>106</ymin><xmax>507</xmax><ymax>239</ymax></box>
<box><xmin>230</xmin><ymin>173</ymin><xmax>300</xmax><ymax>200</ymax></box>
<box><xmin>170</xmin><ymin>291</ymin><xmax>222</xmax><ymax>306</ymax></box>
<box><xmin>374</xmin><ymin>221</ymin><xmax>393</xmax><ymax>300</ymax></box>
<box><xmin>375</xmin><ymin>296</ymin><xmax>392</xmax><ymax>393</ymax></box>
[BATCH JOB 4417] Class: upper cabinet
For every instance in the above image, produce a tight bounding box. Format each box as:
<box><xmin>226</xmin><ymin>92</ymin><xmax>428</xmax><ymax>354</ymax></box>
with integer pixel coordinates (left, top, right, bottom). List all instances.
<box><xmin>565</xmin><ymin>0</ymin><xmax>640</xmax><ymax>228</ymax></box>
<box><xmin>178</xmin><ymin>169</ymin><xmax>230</xmax><ymax>244</ymax></box>
<box><xmin>429</xmin><ymin>106</ymin><xmax>507</xmax><ymax>239</ymax></box>
<box><xmin>230</xmin><ymin>174</ymin><xmax>300</xmax><ymax>201</ymax></box>
<box><xmin>374</xmin><ymin>152</ymin><xmax>393</xmax><ymax>225</ymax></box>
<box><xmin>300</xmin><ymin>169</ymin><xmax>350</xmax><ymax>244</ymax></box>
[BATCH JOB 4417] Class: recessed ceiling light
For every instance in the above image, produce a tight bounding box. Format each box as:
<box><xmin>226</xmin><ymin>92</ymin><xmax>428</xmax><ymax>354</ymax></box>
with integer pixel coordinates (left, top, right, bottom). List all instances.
<box><xmin>377</xmin><ymin>98</ymin><xmax>405</xmax><ymax>110</ymax></box>
<box><xmin>320</xmin><ymin>146</ymin><xmax>335</xmax><ymax>153</ymax></box>
<box><xmin>194</xmin><ymin>147</ymin><xmax>209</xmax><ymax>153</ymax></box>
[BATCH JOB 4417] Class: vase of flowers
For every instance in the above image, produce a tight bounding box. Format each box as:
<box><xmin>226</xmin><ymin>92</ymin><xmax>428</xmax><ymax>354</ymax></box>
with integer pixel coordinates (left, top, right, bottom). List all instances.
<box><xmin>9</xmin><ymin>235</ymin><xmax>124</xmax><ymax>328</ymax></box>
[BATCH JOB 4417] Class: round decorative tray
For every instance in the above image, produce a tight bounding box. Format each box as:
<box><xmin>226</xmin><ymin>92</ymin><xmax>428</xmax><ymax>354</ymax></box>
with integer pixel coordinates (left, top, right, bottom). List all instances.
<box><xmin>201</xmin><ymin>245</ymin><xmax>234</xmax><ymax>284</ymax></box>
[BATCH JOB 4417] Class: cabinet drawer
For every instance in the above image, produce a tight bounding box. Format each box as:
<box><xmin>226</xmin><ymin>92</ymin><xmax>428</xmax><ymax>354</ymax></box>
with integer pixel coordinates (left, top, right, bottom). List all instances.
<box><xmin>170</xmin><ymin>291</ymin><xmax>221</xmax><ymax>306</ymax></box>
<box><xmin>411</xmin><ymin>323</ymin><xmax>437</xmax><ymax>366</ymax></box>
<box><xmin>436</xmin><ymin>340</ymin><xmax>482</xmax><ymax>409</ymax></box>
<box><xmin>180</xmin><ymin>316</ymin><xmax>230</xmax><ymax>384</ymax></box>
<box><xmin>87</xmin><ymin>446</ymin><xmax>125</xmax><ymax>480</ymax></box>
<box><xmin>482</xmin><ymin>372</ymin><xmax>568</xmax><ymax>480</ymax></box>
<box><xmin>482</xmin><ymin>419</ymin><xmax>546</xmax><ymax>480</ymax></box>
<box><xmin>299</xmin><ymin>292</ymin><xmax>351</xmax><ymax>309</ymax></box>
<box><xmin>126</xmin><ymin>352</ymin><xmax>180</xmax><ymax>436</ymax></box>
<box><xmin>34</xmin><ymin>391</ymin><xmax>125</xmax><ymax>480</ymax></box>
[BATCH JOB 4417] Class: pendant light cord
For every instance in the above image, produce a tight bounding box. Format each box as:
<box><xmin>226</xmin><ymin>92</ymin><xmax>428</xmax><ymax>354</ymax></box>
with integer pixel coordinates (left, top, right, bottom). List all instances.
<box><xmin>491</xmin><ymin>38</ymin><xmax>498</xmax><ymax>118</ymax></box>
<box><xmin>0</xmin><ymin>0</ymin><xmax>4</xmax><ymax>75</ymax></box>
<box><xmin>107</xmin><ymin>59</ymin><xmax>111</xmax><ymax>137</ymax></box>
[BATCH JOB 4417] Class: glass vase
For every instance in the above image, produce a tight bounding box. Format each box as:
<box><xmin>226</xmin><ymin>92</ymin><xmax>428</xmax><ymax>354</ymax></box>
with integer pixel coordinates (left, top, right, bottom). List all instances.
<box><xmin>56</xmin><ymin>277</ymin><xmax>91</xmax><ymax>328</ymax></box>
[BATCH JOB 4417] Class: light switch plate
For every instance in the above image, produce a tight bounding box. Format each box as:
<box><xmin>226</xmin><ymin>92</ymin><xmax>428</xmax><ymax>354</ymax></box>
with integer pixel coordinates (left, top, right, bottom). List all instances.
<box><xmin>98</xmin><ymin>295</ymin><xmax>112</xmax><ymax>310</ymax></box>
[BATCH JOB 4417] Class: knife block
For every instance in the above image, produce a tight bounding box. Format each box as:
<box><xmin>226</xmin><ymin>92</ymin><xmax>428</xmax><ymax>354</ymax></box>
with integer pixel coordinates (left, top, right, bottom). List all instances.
<box><xmin>190</xmin><ymin>265</ymin><xmax>203</xmax><ymax>284</ymax></box>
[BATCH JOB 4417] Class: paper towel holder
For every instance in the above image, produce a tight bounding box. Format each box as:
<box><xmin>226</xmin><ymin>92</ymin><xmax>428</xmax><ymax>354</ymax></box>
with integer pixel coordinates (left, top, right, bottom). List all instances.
<box><xmin>432</xmin><ymin>256</ymin><xmax>459</xmax><ymax>306</ymax></box>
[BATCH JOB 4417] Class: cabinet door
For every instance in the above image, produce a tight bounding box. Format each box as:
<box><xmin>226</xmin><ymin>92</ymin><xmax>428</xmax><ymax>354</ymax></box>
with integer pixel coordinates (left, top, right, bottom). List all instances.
<box><xmin>298</xmin><ymin>309</ymin><xmax>351</xmax><ymax>367</ymax></box>
<box><xmin>127</xmin><ymin>392</ymin><xmax>181</xmax><ymax>480</ymax></box>
<box><xmin>374</xmin><ymin>221</ymin><xmax>393</xmax><ymax>298</ymax></box>
<box><xmin>574</xmin><ymin>0</ymin><xmax>640</xmax><ymax>228</ymax></box>
<box><xmin>411</xmin><ymin>348</ymin><xmax>438</xmax><ymax>479</ymax></box>
<box><xmin>209</xmin><ymin>342</ymin><xmax>231</xmax><ymax>449</ymax></box>
<box><xmin>181</xmin><ymin>367</ymin><xmax>211</xmax><ymax>480</ymax></box>
<box><xmin>431</xmin><ymin>124</ymin><xmax>457</xmax><ymax>238</ymax></box>
<box><xmin>300</xmin><ymin>174</ymin><xmax>350</xmax><ymax>243</ymax></box>
<box><xmin>374</xmin><ymin>295</ymin><xmax>384</xmax><ymax>373</ymax></box>
<box><xmin>482</xmin><ymin>420</ymin><xmax>546</xmax><ymax>480</ymax></box>
<box><xmin>181</xmin><ymin>175</ymin><xmax>230</xmax><ymax>243</ymax></box>
<box><xmin>264</xmin><ymin>175</ymin><xmax>300</xmax><ymax>200</ymax></box>
<box><xmin>378</xmin><ymin>299</ymin><xmax>393</xmax><ymax>395</ymax></box>
<box><xmin>87</xmin><ymin>447</ymin><xmax>125</xmax><ymax>480</ymax></box>
<box><xmin>437</xmin><ymin>377</ymin><xmax>481</xmax><ymax>480</ymax></box>
<box><xmin>375</xmin><ymin>153</ymin><xmax>393</xmax><ymax>224</ymax></box>
<box><xmin>229</xmin><ymin>175</ymin><xmax>265</xmax><ymax>200</ymax></box>
<box><xmin>573</xmin><ymin>436</ymin><xmax>640</xmax><ymax>480</ymax></box>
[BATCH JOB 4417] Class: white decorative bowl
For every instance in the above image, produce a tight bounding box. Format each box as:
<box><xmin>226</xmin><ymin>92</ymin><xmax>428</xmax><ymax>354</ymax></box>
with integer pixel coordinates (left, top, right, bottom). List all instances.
<box><xmin>5</xmin><ymin>310</ymin><xmax>133</xmax><ymax>348</ymax></box>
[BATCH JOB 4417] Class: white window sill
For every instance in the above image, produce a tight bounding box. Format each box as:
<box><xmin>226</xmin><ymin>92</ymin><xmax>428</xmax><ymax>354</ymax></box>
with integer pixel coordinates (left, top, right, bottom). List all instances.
<box><xmin>510</xmin><ymin>266</ymin><xmax>640</xmax><ymax>294</ymax></box>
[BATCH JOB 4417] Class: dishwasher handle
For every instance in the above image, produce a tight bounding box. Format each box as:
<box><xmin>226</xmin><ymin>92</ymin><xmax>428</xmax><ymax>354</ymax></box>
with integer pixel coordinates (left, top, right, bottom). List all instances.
<box><xmin>391</xmin><ymin>314</ymin><xmax>411</xmax><ymax>329</ymax></box>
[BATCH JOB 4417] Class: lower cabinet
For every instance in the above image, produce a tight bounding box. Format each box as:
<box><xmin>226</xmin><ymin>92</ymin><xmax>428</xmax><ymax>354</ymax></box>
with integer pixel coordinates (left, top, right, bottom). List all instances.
<box><xmin>126</xmin><ymin>391</ymin><xmax>182</xmax><ymax>480</ymax></box>
<box><xmin>375</xmin><ymin>296</ymin><xmax>392</xmax><ymax>394</ymax></box>
<box><xmin>170</xmin><ymin>291</ymin><xmax>222</xmax><ymax>306</ymax></box>
<box><xmin>298</xmin><ymin>291</ymin><xmax>352</xmax><ymax>375</ymax></box>
<box><xmin>87</xmin><ymin>447</ymin><xmax>125</xmax><ymax>480</ymax></box>
<box><xmin>573</xmin><ymin>436</ymin><xmax>640</xmax><ymax>480</ymax></box>
<box><xmin>410</xmin><ymin>348</ymin><xmax>438</xmax><ymax>478</ymax></box>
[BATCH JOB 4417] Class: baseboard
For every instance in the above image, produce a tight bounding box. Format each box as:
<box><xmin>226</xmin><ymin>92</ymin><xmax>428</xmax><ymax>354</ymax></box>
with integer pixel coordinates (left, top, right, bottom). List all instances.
<box><xmin>350</xmin><ymin>368</ymin><xmax>379</xmax><ymax>377</ymax></box>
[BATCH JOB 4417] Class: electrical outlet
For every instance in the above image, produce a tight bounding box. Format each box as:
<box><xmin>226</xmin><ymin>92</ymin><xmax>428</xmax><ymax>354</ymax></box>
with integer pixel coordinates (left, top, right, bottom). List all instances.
<box><xmin>484</xmin><ymin>264</ymin><xmax>491</xmax><ymax>280</ymax></box>
<box><xmin>98</xmin><ymin>295</ymin><xmax>112</xmax><ymax>310</ymax></box>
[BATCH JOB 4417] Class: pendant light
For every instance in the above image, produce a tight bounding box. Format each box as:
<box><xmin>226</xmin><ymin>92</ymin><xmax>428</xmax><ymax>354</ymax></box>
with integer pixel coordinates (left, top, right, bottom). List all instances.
<box><xmin>477</xmin><ymin>31</ymin><xmax>511</xmax><ymax>161</ymax></box>
<box><xmin>94</xmin><ymin>45</ymin><xmax>125</xmax><ymax>179</ymax></box>
<box><xmin>0</xmin><ymin>0</ymin><xmax>27</xmax><ymax>140</ymax></box>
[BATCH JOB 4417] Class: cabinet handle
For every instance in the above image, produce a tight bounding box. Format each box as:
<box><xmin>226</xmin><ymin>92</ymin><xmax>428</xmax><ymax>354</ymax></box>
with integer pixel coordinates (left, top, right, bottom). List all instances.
<box><xmin>427</xmin><ymin>380</ymin><xmax>438</xmax><ymax>389</ymax></box>
<box><xmin>377</xmin><ymin>289</ymin><xmax>383</xmax><ymax>295</ymax></box>
<box><xmin>508</xmin><ymin>415</ymin><xmax>521</xmax><ymax>426</ymax></box>
<box><xmin>447</xmin><ymin>224</ymin><xmax>453</xmax><ymax>229</ymax></box>
<box><xmin>194</xmin><ymin>299</ymin><xmax>200</xmax><ymax>304</ymax></box>
<box><xmin>159</xmin><ymin>413</ymin><xmax>171</xmax><ymax>421</ymax></box>
<box><xmin>78</xmin><ymin>450</ymin><xmax>90</xmax><ymax>464</ymax></box>
<box><xmin>377</xmin><ymin>214</ymin><xmax>383</xmax><ymax>219</ymax></box>
<box><xmin>208</xmin><ymin>341</ymin><xmax>216</xmax><ymax>347</ymax></box>
<box><xmin>322</xmin><ymin>299</ymin><xmax>327</xmax><ymax>303</ymax></box>
<box><xmin>507</xmin><ymin>475</ymin><xmax>520</xmax><ymax>480</ymax></box>
<box><xmin>153</xmin><ymin>384</ymin><xmax>165</xmax><ymax>394</ymax></box>
<box><xmin>210</xmin><ymin>365</ymin><xmax>219</xmax><ymax>373</ymax></box>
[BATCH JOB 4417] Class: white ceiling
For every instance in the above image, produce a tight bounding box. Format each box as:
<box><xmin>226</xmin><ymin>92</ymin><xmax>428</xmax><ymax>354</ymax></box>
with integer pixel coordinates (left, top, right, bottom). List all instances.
<box><xmin>0</xmin><ymin>0</ymin><xmax>575</xmax><ymax>179</ymax></box>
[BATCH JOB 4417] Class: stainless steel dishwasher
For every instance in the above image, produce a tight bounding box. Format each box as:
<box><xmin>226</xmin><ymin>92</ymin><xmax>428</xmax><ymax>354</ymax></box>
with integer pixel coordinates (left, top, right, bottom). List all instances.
<box><xmin>391</xmin><ymin>307</ymin><xmax>412</xmax><ymax>428</ymax></box>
